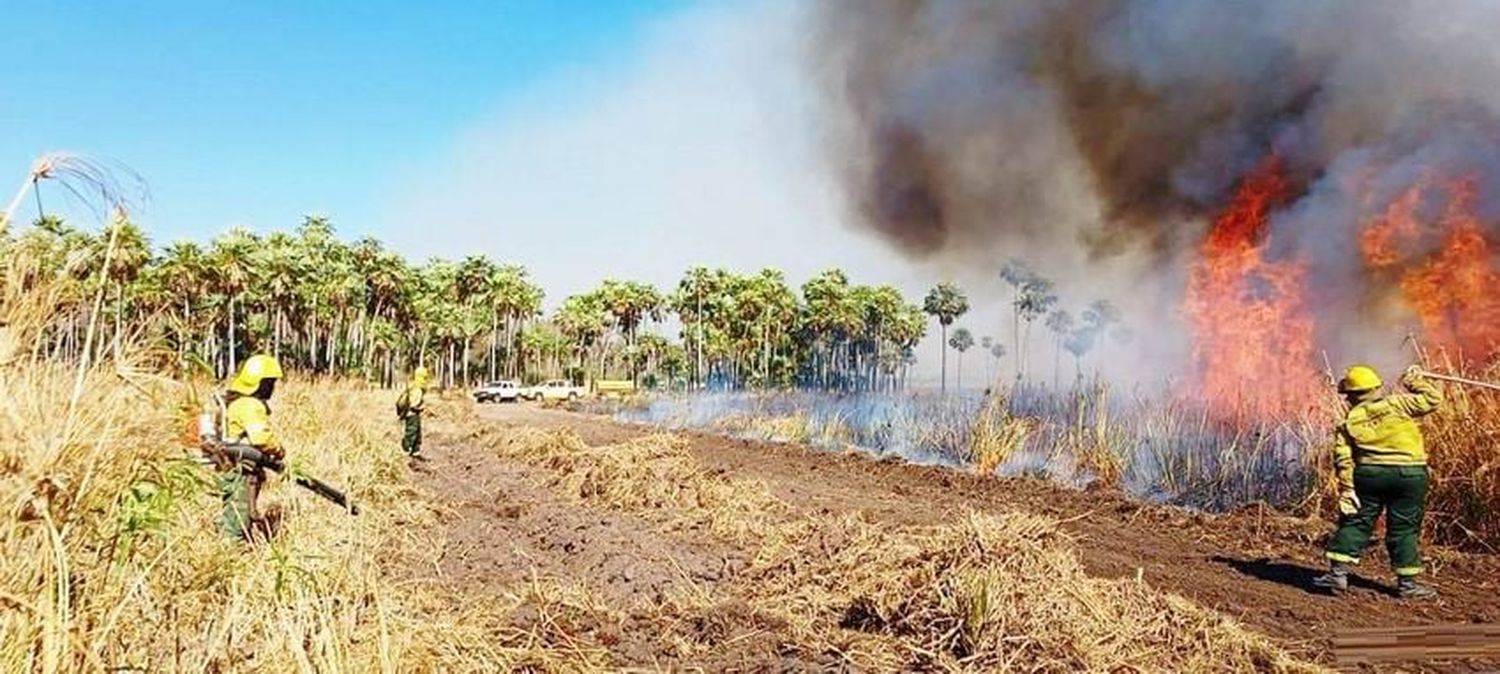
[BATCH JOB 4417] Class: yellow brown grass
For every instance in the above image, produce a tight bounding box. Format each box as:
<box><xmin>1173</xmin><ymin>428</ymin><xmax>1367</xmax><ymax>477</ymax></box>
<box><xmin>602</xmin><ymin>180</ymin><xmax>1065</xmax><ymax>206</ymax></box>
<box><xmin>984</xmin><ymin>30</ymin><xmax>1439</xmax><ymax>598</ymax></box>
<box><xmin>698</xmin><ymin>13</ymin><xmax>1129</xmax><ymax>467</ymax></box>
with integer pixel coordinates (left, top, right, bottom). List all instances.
<box><xmin>0</xmin><ymin>269</ymin><xmax>611</xmax><ymax>671</ymax></box>
<box><xmin>968</xmin><ymin>398</ymin><xmax>1035</xmax><ymax>475</ymax></box>
<box><xmin>455</xmin><ymin>413</ymin><xmax>1326</xmax><ymax>672</ymax></box>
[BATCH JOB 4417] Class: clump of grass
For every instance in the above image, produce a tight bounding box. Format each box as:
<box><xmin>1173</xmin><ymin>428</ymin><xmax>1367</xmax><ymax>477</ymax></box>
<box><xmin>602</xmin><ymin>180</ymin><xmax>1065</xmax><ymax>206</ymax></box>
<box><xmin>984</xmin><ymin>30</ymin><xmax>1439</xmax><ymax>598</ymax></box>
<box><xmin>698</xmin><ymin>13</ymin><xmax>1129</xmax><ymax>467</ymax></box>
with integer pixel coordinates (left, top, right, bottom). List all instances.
<box><xmin>745</xmin><ymin>512</ymin><xmax>1325</xmax><ymax>672</ymax></box>
<box><xmin>967</xmin><ymin>396</ymin><xmax>1034</xmax><ymax>475</ymax></box>
<box><xmin>1417</xmin><ymin>363</ymin><xmax>1500</xmax><ymax>551</ymax></box>
<box><xmin>472</xmin><ymin>424</ymin><xmax>792</xmax><ymax>544</ymax></box>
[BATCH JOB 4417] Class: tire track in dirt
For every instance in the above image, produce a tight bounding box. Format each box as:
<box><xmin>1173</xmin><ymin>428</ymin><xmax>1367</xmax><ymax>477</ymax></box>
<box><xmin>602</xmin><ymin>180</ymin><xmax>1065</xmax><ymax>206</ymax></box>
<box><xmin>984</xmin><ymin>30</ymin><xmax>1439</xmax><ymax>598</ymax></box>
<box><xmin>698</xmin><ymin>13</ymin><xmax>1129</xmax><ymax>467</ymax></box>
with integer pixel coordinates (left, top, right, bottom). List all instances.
<box><xmin>473</xmin><ymin>403</ymin><xmax>1500</xmax><ymax>672</ymax></box>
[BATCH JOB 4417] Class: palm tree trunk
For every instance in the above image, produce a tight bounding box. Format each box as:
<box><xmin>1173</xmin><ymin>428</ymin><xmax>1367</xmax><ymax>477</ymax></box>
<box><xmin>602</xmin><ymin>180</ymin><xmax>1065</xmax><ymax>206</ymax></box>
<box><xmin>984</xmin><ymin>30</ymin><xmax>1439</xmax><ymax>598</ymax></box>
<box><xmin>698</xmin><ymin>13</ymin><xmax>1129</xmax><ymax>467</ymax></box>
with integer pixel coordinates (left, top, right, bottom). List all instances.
<box><xmin>1054</xmin><ymin>338</ymin><xmax>1062</xmax><ymax>388</ymax></box>
<box><xmin>1011</xmin><ymin>304</ymin><xmax>1020</xmax><ymax>381</ymax></box>
<box><xmin>939</xmin><ymin>323</ymin><xmax>948</xmax><ymax>395</ymax></box>
<box><xmin>227</xmin><ymin>293</ymin><xmax>238</xmax><ymax>377</ymax></box>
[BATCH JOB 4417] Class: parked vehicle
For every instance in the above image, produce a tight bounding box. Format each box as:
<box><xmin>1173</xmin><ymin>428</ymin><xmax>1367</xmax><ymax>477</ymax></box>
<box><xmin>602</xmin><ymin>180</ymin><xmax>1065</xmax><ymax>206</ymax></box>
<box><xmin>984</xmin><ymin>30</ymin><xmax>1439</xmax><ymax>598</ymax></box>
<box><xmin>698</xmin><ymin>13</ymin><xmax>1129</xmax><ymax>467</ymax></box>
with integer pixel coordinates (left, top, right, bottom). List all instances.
<box><xmin>592</xmin><ymin>379</ymin><xmax>637</xmax><ymax>398</ymax></box>
<box><xmin>472</xmin><ymin>380</ymin><xmax>520</xmax><ymax>403</ymax></box>
<box><xmin>521</xmin><ymin>379</ymin><xmax>589</xmax><ymax>402</ymax></box>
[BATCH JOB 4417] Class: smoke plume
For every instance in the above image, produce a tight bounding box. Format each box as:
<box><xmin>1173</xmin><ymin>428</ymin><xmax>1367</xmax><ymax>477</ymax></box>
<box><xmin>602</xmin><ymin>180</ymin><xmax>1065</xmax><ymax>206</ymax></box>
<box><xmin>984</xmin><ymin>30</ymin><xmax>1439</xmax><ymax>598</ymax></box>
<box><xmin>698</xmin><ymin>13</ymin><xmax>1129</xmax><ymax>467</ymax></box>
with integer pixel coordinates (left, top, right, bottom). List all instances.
<box><xmin>814</xmin><ymin>0</ymin><xmax>1500</xmax><ymax>389</ymax></box>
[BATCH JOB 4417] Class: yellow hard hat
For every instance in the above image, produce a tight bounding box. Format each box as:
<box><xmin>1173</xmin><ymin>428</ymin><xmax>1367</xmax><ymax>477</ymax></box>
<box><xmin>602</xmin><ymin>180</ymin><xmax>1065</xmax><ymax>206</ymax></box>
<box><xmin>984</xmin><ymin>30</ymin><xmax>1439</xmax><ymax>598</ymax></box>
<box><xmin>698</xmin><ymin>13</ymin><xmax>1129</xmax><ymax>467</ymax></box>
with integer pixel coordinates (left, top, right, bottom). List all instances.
<box><xmin>229</xmin><ymin>354</ymin><xmax>284</xmax><ymax>395</ymax></box>
<box><xmin>1338</xmin><ymin>365</ymin><xmax>1382</xmax><ymax>393</ymax></box>
<box><xmin>412</xmin><ymin>366</ymin><xmax>429</xmax><ymax>385</ymax></box>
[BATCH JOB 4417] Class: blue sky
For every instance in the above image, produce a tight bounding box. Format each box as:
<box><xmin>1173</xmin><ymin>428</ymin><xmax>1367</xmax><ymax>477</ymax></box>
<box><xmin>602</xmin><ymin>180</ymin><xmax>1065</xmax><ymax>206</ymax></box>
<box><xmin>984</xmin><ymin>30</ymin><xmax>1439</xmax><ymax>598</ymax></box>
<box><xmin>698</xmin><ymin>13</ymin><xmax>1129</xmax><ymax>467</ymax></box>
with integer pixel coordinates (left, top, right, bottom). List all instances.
<box><xmin>0</xmin><ymin>1</ymin><xmax>987</xmax><ymax>380</ymax></box>
<box><xmin>0</xmin><ymin>1</ymin><xmax>692</xmax><ymax>240</ymax></box>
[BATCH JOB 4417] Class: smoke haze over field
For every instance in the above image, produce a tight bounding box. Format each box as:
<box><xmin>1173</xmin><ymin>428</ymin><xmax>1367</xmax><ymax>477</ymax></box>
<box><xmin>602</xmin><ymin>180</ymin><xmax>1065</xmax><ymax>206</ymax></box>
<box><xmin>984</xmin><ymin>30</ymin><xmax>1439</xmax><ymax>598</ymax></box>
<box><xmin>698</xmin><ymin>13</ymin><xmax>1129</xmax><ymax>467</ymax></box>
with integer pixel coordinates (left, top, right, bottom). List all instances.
<box><xmin>816</xmin><ymin>0</ymin><xmax>1500</xmax><ymax>382</ymax></box>
<box><xmin>391</xmin><ymin>1</ymin><xmax>1037</xmax><ymax>383</ymax></box>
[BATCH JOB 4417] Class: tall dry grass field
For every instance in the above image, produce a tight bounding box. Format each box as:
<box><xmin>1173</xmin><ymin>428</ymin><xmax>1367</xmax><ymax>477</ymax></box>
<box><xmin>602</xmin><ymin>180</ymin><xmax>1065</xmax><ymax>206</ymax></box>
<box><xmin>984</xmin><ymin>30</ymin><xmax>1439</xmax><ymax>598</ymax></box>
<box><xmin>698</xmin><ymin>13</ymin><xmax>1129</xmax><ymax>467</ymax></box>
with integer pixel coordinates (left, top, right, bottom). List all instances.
<box><xmin>1418</xmin><ymin>370</ymin><xmax>1500</xmax><ymax>550</ymax></box>
<box><xmin>0</xmin><ymin>261</ymin><xmax>553</xmax><ymax>671</ymax></box>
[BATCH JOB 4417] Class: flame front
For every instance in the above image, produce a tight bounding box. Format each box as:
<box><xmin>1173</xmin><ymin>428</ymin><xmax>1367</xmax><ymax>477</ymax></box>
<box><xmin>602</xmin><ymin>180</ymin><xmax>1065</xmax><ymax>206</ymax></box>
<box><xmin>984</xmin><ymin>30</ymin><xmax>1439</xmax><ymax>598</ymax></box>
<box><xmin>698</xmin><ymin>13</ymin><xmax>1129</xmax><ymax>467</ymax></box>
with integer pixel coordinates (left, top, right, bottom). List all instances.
<box><xmin>1360</xmin><ymin>176</ymin><xmax>1500</xmax><ymax>360</ymax></box>
<box><xmin>1183</xmin><ymin>158</ymin><xmax>1320</xmax><ymax>420</ymax></box>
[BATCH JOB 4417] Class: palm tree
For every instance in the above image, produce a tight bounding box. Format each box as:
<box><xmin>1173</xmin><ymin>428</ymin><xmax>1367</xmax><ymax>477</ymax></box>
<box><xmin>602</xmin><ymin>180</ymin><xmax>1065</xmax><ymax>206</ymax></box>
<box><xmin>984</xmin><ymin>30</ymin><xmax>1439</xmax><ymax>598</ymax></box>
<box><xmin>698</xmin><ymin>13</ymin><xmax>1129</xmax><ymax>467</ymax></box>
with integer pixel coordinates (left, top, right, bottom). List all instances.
<box><xmin>158</xmin><ymin>241</ymin><xmax>209</xmax><ymax>364</ymax></box>
<box><xmin>208</xmin><ymin>228</ymin><xmax>258</xmax><ymax>376</ymax></box>
<box><xmin>598</xmin><ymin>279</ymin><xmax>664</xmax><ymax>381</ymax></box>
<box><xmin>1045</xmin><ymin>309</ymin><xmax>1074</xmax><ymax>387</ymax></box>
<box><xmin>988</xmin><ymin>342</ymin><xmax>1007</xmax><ymax>383</ymax></box>
<box><xmin>980</xmin><ymin>335</ymin><xmax>994</xmax><ymax>382</ymax></box>
<box><xmin>922</xmin><ymin>281</ymin><xmax>969</xmax><ymax>394</ymax></box>
<box><xmin>948</xmin><ymin>327</ymin><xmax>974</xmax><ymax>392</ymax></box>
<box><xmin>1014</xmin><ymin>276</ymin><xmax>1057</xmax><ymax>382</ymax></box>
<box><xmin>1000</xmin><ymin>259</ymin><xmax>1032</xmax><ymax>380</ymax></box>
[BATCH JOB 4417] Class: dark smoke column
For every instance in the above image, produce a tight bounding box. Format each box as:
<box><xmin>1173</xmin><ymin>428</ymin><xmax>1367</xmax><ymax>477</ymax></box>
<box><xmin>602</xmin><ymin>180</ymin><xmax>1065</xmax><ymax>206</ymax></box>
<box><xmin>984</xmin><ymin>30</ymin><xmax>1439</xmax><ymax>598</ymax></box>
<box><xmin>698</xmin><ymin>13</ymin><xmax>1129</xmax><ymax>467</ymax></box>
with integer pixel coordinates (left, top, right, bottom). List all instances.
<box><xmin>813</xmin><ymin>0</ymin><xmax>1500</xmax><ymax>376</ymax></box>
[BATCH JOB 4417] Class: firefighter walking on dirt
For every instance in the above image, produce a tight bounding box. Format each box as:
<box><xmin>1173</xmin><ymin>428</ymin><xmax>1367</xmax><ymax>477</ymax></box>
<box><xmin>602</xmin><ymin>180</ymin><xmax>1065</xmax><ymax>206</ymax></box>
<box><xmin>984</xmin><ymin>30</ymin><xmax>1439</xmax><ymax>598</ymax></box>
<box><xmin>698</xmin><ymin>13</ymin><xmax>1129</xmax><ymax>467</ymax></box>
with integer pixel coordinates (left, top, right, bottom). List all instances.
<box><xmin>1313</xmin><ymin>364</ymin><xmax>1442</xmax><ymax>599</ymax></box>
<box><xmin>220</xmin><ymin>354</ymin><xmax>285</xmax><ymax>540</ymax></box>
<box><xmin>396</xmin><ymin>366</ymin><xmax>429</xmax><ymax>458</ymax></box>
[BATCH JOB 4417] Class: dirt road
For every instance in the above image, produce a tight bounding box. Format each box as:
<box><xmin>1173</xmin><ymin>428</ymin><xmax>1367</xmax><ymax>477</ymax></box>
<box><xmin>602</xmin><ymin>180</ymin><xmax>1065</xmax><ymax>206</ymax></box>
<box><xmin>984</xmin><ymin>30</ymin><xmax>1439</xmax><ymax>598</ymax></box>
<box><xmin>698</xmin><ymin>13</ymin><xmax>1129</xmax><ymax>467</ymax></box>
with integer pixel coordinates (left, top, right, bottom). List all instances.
<box><xmin>412</xmin><ymin>403</ymin><xmax>1500</xmax><ymax>670</ymax></box>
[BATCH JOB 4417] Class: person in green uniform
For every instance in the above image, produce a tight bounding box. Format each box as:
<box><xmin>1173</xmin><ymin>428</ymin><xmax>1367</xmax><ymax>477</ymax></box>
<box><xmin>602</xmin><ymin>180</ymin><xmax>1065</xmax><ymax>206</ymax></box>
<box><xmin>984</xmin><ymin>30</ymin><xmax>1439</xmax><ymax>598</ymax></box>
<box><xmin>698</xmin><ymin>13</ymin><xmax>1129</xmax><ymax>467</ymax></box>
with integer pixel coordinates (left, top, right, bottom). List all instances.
<box><xmin>397</xmin><ymin>366</ymin><xmax>429</xmax><ymax>458</ymax></box>
<box><xmin>1313</xmin><ymin>364</ymin><xmax>1441</xmax><ymax>599</ymax></box>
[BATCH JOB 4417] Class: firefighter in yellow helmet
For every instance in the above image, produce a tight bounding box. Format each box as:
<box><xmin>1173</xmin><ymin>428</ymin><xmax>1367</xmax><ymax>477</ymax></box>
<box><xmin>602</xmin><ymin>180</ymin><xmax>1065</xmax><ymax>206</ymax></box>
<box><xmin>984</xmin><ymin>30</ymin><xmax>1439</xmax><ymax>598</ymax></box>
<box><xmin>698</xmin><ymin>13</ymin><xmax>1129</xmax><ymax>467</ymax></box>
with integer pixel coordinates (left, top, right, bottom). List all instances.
<box><xmin>396</xmin><ymin>366</ymin><xmax>429</xmax><ymax>458</ymax></box>
<box><xmin>1313</xmin><ymin>364</ymin><xmax>1442</xmax><ymax>599</ymax></box>
<box><xmin>221</xmin><ymin>354</ymin><xmax>284</xmax><ymax>539</ymax></box>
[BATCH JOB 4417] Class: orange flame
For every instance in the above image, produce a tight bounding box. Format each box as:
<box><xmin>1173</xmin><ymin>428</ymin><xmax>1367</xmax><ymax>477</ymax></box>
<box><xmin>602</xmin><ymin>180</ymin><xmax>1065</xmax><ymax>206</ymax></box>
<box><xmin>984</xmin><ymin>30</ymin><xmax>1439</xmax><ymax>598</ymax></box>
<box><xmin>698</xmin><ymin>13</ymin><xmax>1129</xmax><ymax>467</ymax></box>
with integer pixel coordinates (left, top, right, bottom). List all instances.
<box><xmin>1361</xmin><ymin>176</ymin><xmax>1500</xmax><ymax>359</ymax></box>
<box><xmin>1183</xmin><ymin>158</ymin><xmax>1320</xmax><ymax>420</ymax></box>
<box><xmin>1359</xmin><ymin>175</ymin><xmax>1428</xmax><ymax>269</ymax></box>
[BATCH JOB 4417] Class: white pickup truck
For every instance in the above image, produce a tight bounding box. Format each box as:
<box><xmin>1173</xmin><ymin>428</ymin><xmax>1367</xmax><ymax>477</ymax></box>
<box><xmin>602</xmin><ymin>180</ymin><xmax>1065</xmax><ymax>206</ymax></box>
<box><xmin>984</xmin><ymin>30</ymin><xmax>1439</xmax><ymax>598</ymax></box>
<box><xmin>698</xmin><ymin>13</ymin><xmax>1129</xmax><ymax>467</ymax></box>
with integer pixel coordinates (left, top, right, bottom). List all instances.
<box><xmin>521</xmin><ymin>379</ymin><xmax>589</xmax><ymax>402</ymax></box>
<box><xmin>471</xmin><ymin>380</ymin><xmax>521</xmax><ymax>403</ymax></box>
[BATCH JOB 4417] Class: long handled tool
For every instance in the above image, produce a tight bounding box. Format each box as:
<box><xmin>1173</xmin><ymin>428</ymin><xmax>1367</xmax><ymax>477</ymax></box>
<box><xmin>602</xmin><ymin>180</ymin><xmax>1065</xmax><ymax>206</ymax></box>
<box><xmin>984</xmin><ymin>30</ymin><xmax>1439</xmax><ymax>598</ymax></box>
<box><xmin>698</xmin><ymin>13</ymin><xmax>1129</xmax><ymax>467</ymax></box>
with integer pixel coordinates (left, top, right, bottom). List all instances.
<box><xmin>1416</xmin><ymin>369</ymin><xmax>1500</xmax><ymax>393</ymax></box>
<box><xmin>207</xmin><ymin>443</ymin><xmax>360</xmax><ymax>515</ymax></box>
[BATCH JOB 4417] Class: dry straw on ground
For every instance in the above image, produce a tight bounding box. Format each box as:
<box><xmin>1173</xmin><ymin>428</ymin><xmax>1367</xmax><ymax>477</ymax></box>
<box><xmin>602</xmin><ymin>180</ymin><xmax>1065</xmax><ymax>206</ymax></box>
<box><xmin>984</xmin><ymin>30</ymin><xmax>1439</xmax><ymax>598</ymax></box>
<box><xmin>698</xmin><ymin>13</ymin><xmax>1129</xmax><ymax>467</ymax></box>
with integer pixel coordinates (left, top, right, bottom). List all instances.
<box><xmin>480</xmin><ymin>418</ymin><xmax>1328</xmax><ymax>672</ymax></box>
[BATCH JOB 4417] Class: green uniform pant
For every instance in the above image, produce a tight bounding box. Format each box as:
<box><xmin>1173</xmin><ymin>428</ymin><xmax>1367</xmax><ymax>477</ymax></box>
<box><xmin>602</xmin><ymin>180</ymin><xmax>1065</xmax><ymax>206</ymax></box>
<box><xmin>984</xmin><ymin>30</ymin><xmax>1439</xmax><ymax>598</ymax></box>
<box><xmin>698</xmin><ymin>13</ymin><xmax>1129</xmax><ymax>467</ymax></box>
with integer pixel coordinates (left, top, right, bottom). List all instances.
<box><xmin>402</xmin><ymin>413</ymin><xmax>422</xmax><ymax>456</ymax></box>
<box><xmin>219</xmin><ymin>469</ymin><xmax>264</xmax><ymax>540</ymax></box>
<box><xmin>1326</xmin><ymin>464</ymin><xmax>1428</xmax><ymax>577</ymax></box>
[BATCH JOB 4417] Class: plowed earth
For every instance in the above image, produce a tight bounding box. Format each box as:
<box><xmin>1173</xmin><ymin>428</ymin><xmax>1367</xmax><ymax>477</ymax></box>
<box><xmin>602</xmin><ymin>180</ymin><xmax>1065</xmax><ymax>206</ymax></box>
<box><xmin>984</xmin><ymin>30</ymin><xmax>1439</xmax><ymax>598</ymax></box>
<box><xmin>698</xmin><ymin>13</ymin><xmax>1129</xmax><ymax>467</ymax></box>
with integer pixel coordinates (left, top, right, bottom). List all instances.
<box><xmin>408</xmin><ymin>403</ymin><xmax>1500</xmax><ymax>672</ymax></box>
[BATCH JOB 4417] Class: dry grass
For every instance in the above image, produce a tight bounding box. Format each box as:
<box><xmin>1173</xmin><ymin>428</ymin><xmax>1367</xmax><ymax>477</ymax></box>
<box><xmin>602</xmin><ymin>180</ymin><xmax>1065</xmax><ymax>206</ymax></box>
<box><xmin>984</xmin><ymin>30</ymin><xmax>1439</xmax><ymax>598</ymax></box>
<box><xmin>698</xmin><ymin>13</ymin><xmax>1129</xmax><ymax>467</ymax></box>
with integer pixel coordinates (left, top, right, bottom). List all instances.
<box><xmin>470</xmin><ymin>416</ymin><xmax>1326</xmax><ymax>672</ymax></box>
<box><xmin>968</xmin><ymin>397</ymin><xmax>1035</xmax><ymax>475</ymax></box>
<box><xmin>1418</xmin><ymin>368</ymin><xmax>1500</xmax><ymax>551</ymax></box>
<box><xmin>0</xmin><ymin>268</ymin><xmax>616</xmax><ymax>671</ymax></box>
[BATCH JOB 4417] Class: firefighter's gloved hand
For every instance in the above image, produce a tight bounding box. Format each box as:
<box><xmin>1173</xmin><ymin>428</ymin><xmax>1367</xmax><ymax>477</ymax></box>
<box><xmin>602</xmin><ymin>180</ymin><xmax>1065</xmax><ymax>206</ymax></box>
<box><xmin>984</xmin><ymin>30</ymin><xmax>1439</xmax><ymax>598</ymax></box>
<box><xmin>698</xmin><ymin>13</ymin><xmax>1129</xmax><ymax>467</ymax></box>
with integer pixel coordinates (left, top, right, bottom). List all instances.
<box><xmin>1401</xmin><ymin>365</ymin><xmax>1425</xmax><ymax>387</ymax></box>
<box><xmin>264</xmin><ymin>445</ymin><xmax>285</xmax><ymax>461</ymax></box>
<box><xmin>1338</xmin><ymin>489</ymin><xmax>1361</xmax><ymax>516</ymax></box>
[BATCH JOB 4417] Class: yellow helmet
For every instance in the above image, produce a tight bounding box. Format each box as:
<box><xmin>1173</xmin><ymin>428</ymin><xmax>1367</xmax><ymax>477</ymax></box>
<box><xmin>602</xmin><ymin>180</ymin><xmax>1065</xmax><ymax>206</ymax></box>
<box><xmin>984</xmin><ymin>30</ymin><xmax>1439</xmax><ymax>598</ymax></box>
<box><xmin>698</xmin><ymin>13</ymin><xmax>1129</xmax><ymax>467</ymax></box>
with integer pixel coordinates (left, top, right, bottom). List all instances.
<box><xmin>229</xmin><ymin>354</ymin><xmax>284</xmax><ymax>395</ymax></box>
<box><xmin>1338</xmin><ymin>365</ymin><xmax>1382</xmax><ymax>393</ymax></box>
<box><xmin>412</xmin><ymin>366</ymin><xmax>429</xmax><ymax>386</ymax></box>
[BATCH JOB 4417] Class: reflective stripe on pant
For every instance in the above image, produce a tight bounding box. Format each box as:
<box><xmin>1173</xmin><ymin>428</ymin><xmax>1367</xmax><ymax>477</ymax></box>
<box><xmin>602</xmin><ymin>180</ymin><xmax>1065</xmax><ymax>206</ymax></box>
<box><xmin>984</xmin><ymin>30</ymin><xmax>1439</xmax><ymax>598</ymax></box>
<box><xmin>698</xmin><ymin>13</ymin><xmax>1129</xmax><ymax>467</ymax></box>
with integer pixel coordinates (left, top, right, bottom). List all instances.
<box><xmin>402</xmin><ymin>413</ymin><xmax>422</xmax><ymax>456</ymax></box>
<box><xmin>1326</xmin><ymin>464</ymin><xmax>1428</xmax><ymax>576</ymax></box>
<box><xmin>219</xmin><ymin>469</ymin><xmax>264</xmax><ymax>539</ymax></box>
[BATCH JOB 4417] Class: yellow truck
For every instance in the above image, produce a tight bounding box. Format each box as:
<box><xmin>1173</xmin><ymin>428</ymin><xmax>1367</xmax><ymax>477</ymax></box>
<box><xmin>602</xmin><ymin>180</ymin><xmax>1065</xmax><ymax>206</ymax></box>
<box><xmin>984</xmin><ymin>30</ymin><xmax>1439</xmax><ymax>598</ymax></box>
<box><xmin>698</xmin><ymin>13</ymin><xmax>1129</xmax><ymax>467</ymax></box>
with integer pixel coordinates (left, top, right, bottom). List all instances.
<box><xmin>592</xmin><ymin>379</ymin><xmax>637</xmax><ymax>398</ymax></box>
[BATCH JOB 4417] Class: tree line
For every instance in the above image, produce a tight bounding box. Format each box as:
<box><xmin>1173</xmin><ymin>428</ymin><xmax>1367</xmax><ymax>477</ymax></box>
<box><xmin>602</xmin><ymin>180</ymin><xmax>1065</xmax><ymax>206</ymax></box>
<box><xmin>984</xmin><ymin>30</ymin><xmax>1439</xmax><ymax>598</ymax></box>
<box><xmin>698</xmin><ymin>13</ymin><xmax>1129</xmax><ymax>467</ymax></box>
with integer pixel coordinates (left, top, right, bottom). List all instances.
<box><xmin>2</xmin><ymin>214</ymin><xmax>1124</xmax><ymax>392</ymax></box>
<box><xmin>922</xmin><ymin>260</ymin><xmax>1127</xmax><ymax>392</ymax></box>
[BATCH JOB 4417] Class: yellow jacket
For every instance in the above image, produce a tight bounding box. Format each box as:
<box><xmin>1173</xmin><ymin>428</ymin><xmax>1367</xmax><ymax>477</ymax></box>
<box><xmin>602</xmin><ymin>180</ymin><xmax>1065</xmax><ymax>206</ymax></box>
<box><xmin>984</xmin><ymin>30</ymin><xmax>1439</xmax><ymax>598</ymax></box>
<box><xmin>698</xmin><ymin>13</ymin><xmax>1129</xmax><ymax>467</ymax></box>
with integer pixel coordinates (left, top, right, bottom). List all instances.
<box><xmin>1331</xmin><ymin>376</ymin><xmax>1441</xmax><ymax>488</ymax></box>
<box><xmin>399</xmin><ymin>384</ymin><xmax>425</xmax><ymax>416</ymax></box>
<box><xmin>226</xmin><ymin>395</ymin><xmax>279</xmax><ymax>450</ymax></box>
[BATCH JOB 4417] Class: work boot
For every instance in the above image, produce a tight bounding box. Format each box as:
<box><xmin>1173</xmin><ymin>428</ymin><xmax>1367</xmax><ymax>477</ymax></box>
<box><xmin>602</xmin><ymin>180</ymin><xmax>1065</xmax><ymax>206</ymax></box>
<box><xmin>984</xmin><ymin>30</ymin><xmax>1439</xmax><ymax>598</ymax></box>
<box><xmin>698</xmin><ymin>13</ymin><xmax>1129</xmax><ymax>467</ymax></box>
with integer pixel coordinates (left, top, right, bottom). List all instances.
<box><xmin>1397</xmin><ymin>577</ymin><xmax>1437</xmax><ymax>599</ymax></box>
<box><xmin>1312</xmin><ymin>562</ymin><xmax>1350</xmax><ymax>593</ymax></box>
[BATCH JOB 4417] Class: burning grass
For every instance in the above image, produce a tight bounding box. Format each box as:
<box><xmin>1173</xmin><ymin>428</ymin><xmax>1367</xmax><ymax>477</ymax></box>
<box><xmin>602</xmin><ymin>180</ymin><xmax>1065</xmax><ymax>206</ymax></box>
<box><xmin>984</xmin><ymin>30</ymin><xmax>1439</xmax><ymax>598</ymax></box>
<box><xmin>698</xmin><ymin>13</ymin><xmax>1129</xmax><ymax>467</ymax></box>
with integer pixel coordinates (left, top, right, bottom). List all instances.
<box><xmin>600</xmin><ymin>374</ymin><xmax>1500</xmax><ymax>552</ymax></box>
<box><xmin>604</xmin><ymin>386</ymin><xmax>1321</xmax><ymax>510</ymax></box>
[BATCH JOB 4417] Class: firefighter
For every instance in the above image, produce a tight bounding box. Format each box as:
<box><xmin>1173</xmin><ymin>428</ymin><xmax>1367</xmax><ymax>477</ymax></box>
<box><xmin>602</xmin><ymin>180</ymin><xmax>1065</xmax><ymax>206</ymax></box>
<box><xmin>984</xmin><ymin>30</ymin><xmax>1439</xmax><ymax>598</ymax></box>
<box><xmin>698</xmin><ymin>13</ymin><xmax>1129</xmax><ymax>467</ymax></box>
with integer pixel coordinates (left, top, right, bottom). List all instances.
<box><xmin>221</xmin><ymin>354</ymin><xmax>284</xmax><ymax>540</ymax></box>
<box><xmin>397</xmin><ymin>366</ymin><xmax>429</xmax><ymax>458</ymax></box>
<box><xmin>1313</xmin><ymin>364</ymin><xmax>1442</xmax><ymax>599</ymax></box>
